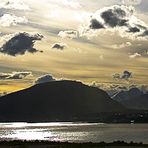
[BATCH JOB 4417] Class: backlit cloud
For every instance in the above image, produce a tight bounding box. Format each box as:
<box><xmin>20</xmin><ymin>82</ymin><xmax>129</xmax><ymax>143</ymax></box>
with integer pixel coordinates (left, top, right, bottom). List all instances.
<box><xmin>35</xmin><ymin>74</ymin><xmax>56</xmax><ymax>84</ymax></box>
<box><xmin>51</xmin><ymin>43</ymin><xmax>67</xmax><ymax>50</ymax></box>
<box><xmin>58</xmin><ymin>30</ymin><xmax>78</xmax><ymax>39</ymax></box>
<box><xmin>50</xmin><ymin>0</ymin><xmax>81</xmax><ymax>9</ymax></box>
<box><xmin>0</xmin><ymin>32</ymin><xmax>43</xmax><ymax>56</ymax></box>
<box><xmin>0</xmin><ymin>0</ymin><xmax>30</xmax><ymax>10</ymax></box>
<box><xmin>111</xmin><ymin>42</ymin><xmax>132</xmax><ymax>49</ymax></box>
<box><xmin>0</xmin><ymin>71</ymin><xmax>32</xmax><ymax>80</ymax></box>
<box><xmin>113</xmin><ymin>70</ymin><xmax>133</xmax><ymax>81</ymax></box>
<box><xmin>120</xmin><ymin>0</ymin><xmax>142</xmax><ymax>5</ymax></box>
<box><xmin>129</xmin><ymin>52</ymin><xmax>141</xmax><ymax>58</ymax></box>
<box><xmin>80</xmin><ymin>5</ymin><xmax>148</xmax><ymax>40</ymax></box>
<box><xmin>0</xmin><ymin>14</ymin><xmax>28</xmax><ymax>27</ymax></box>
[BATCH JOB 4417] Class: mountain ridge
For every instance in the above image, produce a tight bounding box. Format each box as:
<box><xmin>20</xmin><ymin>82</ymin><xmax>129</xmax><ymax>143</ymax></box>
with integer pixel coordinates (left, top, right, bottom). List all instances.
<box><xmin>0</xmin><ymin>80</ymin><xmax>127</xmax><ymax>122</ymax></box>
<box><xmin>112</xmin><ymin>87</ymin><xmax>148</xmax><ymax>110</ymax></box>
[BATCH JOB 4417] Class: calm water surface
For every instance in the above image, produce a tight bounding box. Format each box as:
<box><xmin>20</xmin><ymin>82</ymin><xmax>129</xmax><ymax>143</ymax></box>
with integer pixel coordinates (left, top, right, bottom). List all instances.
<box><xmin>0</xmin><ymin>123</ymin><xmax>148</xmax><ymax>143</ymax></box>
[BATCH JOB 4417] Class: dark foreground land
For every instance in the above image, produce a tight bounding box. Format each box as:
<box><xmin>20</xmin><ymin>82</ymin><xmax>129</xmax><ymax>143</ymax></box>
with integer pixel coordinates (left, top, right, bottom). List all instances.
<box><xmin>0</xmin><ymin>140</ymin><xmax>148</xmax><ymax>148</ymax></box>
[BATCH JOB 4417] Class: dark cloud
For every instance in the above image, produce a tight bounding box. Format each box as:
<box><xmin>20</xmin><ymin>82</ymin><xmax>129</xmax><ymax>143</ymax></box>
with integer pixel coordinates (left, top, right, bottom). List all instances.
<box><xmin>121</xmin><ymin>71</ymin><xmax>132</xmax><ymax>80</ymax></box>
<box><xmin>35</xmin><ymin>74</ymin><xmax>56</xmax><ymax>84</ymax></box>
<box><xmin>81</xmin><ymin>5</ymin><xmax>148</xmax><ymax>39</ymax></box>
<box><xmin>113</xmin><ymin>70</ymin><xmax>132</xmax><ymax>81</ymax></box>
<box><xmin>0</xmin><ymin>71</ymin><xmax>32</xmax><ymax>80</ymax></box>
<box><xmin>141</xmin><ymin>30</ymin><xmax>148</xmax><ymax>36</ymax></box>
<box><xmin>89</xmin><ymin>18</ymin><xmax>104</xmax><ymax>29</ymax></box>
<box><xmin>90</xmin><ymin>5</ymin><xmax>131</xmax><ymax>29</ymax></box>
<box><xmin>51</xmin><ymin>43</ymin><xmax>67</xmax><ymax>50</ymax></box>
<box><xmin>0</xmin><ymin>32</ymin><xmax>43</xmax><ymax>56</ymax></box>
<box><xmin>128</xmin><ymin>27</ymin><xmax>140</xmax><ymax>33</ymax></box>
<box><xmin>101</xmin><ymin>7</ymin><xmax>128</xmax><ymax>27</ymax></box>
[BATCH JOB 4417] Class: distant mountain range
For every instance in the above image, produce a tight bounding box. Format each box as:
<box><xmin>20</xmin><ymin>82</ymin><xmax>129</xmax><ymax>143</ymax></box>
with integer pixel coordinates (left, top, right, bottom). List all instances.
<box><xmin>121</xmin><ymin>94</ymin><xmax>148</xmax><ymax>110</ymax></box>
<box><xmin>112</xmin><ymin>88</ymin><xmax>148</xmax><ymax>110</ymax></box>
<box><xmin>0</xmin><ymin>80</ymin><xmax>127</xmax><ymax>122</ymax></box>
<box><xmin>112</xmin><ymin>88</ymin><xmax>143</xmax><ymax>101</ymax></box>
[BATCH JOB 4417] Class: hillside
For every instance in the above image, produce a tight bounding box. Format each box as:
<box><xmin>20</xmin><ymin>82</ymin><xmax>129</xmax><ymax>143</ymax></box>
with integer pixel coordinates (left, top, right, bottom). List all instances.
<box><xmin>112</xmin><ymin>88</ymin><xmax>148</xmax><ymax>110</ymax></box>
<box><xmin>0</xmin><ymin>80</ymin><xmax>126</xmax><ymax>122</ymax></box>
<box><xmin>112</xmin><ymin>88</ymin><xmax>143</xmax><ymax>102</ymax></box>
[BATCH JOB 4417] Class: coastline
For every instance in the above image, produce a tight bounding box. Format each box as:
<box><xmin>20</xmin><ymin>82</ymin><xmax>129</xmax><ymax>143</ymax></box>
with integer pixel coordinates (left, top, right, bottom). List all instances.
<box><xmin>0</xmin><ymin>140</ymin><xmax>147</xmax><ymax>148</ymax></box>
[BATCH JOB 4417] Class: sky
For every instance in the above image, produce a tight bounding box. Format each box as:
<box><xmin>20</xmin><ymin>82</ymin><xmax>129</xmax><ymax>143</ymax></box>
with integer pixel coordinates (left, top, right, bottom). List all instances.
<box><xmin>0</xmin><ymin>0</ymin><xmax>148</xmax><ymax>94</ymax></box>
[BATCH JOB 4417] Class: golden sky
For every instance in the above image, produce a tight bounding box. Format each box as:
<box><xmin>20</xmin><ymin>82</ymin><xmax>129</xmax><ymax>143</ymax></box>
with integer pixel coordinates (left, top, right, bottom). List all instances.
<box><xmin>0</xmin><ymin>0</ymin><xmax>148</xmax><ymax>93</ymax></box>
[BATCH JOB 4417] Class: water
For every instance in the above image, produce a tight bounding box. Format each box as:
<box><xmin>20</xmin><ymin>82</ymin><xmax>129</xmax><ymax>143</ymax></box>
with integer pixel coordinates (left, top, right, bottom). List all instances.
<box><xmin>0</xmin><ymin>123</ymin><xmax>148</xmax><ymax>144</ymax></box>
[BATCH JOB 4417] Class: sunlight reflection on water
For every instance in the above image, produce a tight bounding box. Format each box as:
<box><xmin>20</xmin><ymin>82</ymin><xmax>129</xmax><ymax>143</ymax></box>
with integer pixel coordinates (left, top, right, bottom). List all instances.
<box><xmin>0</xmin><ymin>123</ymin><xmax>148</xmax><ymax>143</ymax></box>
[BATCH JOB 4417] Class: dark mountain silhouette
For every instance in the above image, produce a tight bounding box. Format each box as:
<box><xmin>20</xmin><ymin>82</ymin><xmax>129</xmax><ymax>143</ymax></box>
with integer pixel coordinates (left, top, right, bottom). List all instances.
<box><xmin>120</xmin><ymin>94</ymin><xmax>148</xmax><ymax>110</ymax></box>
<box><xmin>112</xmin><ymin>88</ymin><xmax>143</xmax><ymax>102</ymax></box>
<box><xmin>0</xmin><ymin>80</ymin><xmax>127</xmax><ymax>122</ymax></box>
<box><xmin>112</xmin><ymin>88</ymin><xmax>148</xmax><ymax>110</ymax></box>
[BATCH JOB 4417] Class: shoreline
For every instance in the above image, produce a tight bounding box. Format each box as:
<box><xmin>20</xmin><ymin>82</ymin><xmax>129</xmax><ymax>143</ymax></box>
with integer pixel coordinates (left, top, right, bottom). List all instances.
<box><xmin>0</xmin><ymin>140</ymin><xmax>147</xmax><ymax>148</ymax></box>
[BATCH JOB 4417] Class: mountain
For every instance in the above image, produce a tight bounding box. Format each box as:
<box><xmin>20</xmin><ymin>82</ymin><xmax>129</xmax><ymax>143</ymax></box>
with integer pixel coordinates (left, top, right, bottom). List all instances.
<box><xmin>120</xmin><ymin>94</ymin><xmax>148</xmax><ymax>110</ymax></box>
<box><xmin>0</xmin><ymin>80</ymin><xmax>127</xmax><ymax>122</ymax></box>
<box><xmin>112</xmin><ymin>88</ymin><xmax>148</xmax><ymax>110</ymax></box>
<box><xmin>112</xmin><ymin>88</ymin><xmax>143</xmax><ymax>102</ymax></box>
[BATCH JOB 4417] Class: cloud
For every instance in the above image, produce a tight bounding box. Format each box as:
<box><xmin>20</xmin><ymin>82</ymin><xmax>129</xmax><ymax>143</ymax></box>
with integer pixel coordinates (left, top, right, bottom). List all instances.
<box><xmin>0</xmin><ymin>92</ymin><xmax>7</xmax><ymax>97</ymax></box>
<box><xmin>90</xmin><ymin>81</ymin><xmax>129</xmax><ymax>96</ymax></box>
<box><xmin>91</xmin><ymin>75</ymin><xmax>148</xmax><ymax>96</ymax></box>
<box><xmin>112</xmin><ymin>42</ymin><xmax>132</xmax><ymax>49</ymax></box>
<box><xmin>128</xmin><ymin>26</ymin><xmax>140</xmax><ymax>33</ymax></box>
<box><xmin>121</xmin><ymin>71</ymin><xmax>132</xmax><ymax>80</ymax></box>
<box><xmin>0</xmin><ymin>71</ymin><xmax>32</xmax><ymax>80</ymax></box>
<box><xmin>51</xmin><ymin>43</ymin><xmax>67</xmax><ymax>50</ymax></box>
<box><xmin>113</xmin><ymin>70</ymin><xmax>133</xmax><ymax>81</ymax></box>
<box><xmin>35</xmin><ymin>74</ymin><xmax>56</xmax><ymax>84</ymax></box>
<box><xmin>0</xmin><ymin>0</ymin><xmax>30</xmax><ymax>10</ymax></box>
<box><xmin>140</xmin><ymin>85</ymin><xmax>148</xmax><ymax>93</ymax></box>
<box><xmin>80</xmin><ymin>5</ymin><xmax>148</xmax><ymax>40</ymax></box>
<box><xmin>90</xmin><ymin>81</ymin><xmax>148</xmax><ymax>97</ymax></box>
<box><xmin>141</xmin><ymin>30</ymin><xmax>148</xmax><ymax>37</ymax></box>
<box><xmin>0</xmin><ymin>14</ymin><xmax>28</xmax><ymax>27</ymax></box>
<box><xmin>0</xmin><ymin>32</ymin><xmax>43</xmax><ymax>56</ymax></box>
<box><xmin>129</xmin><ymin>52</ymin><xmax>141</xmax><ymax>58</ymax></box>
<box><xmin>100</xmin><ymin>6</ymin><xmax>128</xmax><ymax>28</ymax></box>
<box><xmin>52</xmin><ymin>0</ymin><xmax>81</xmax><ymax>9</ymax></box>
<box><xmin>89</xmin><ymin>18</ymin><xmax>104</xmax><ymax>29</ymax></box>
<box><xmin>120</xmin><ymin>0</ymin><xmax>142</xmax><ymax>5</ymax></box>
<box><xmin>59</xmin><ymin>0</ymin><xmax>81</xmax><ymax>8</ymax></box>
<box><xmin>58</xmin><ymin>30</ymin><xmax>78</xmax><ymax>39</ymax></box>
